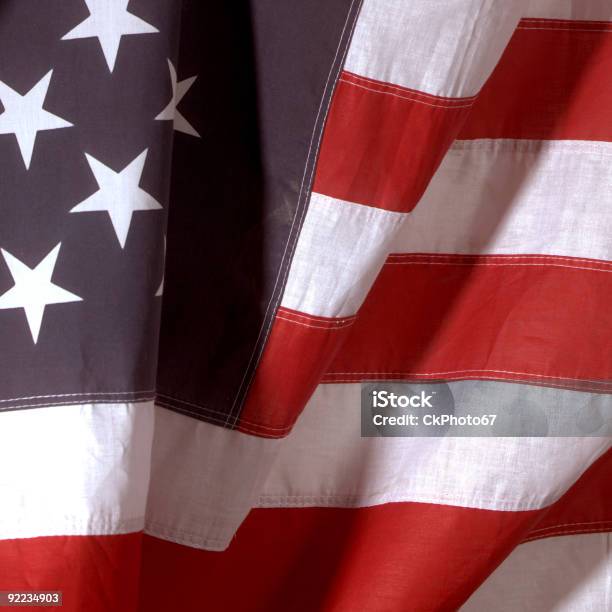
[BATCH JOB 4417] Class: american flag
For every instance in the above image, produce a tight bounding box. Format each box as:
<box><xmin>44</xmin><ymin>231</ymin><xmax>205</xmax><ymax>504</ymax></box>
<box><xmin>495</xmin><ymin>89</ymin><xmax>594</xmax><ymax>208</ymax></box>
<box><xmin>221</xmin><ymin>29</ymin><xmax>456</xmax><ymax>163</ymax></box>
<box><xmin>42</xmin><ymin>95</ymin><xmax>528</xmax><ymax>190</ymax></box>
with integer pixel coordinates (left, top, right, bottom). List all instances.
<box><xmin>0</xmin><ymin>0</ymin><xmax>610</xmax><ymax>610</ymax></box>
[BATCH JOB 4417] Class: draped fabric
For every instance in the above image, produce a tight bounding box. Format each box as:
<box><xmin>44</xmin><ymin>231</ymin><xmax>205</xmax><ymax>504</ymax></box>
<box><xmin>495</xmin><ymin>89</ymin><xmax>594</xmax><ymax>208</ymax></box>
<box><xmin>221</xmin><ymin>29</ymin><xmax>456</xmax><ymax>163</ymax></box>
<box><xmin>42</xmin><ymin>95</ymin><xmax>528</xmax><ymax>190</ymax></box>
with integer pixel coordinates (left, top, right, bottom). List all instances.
<box><xmin>0</xmin><ymin>1</ymin><xmax>610</xmax><ymax>610</ymax></box>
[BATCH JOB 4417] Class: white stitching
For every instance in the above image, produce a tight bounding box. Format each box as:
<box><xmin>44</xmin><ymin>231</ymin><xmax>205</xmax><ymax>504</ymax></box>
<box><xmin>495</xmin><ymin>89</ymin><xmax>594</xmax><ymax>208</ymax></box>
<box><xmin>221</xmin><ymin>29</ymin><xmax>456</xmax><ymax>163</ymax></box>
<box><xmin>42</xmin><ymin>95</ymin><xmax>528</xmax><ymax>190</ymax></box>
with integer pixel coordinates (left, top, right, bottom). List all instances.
<box><xmin>145</xmin><ymin>521</ymin><xmax>229</xmax><ymax>550</ymax></box>
<box><xmin>323</xmin><ymin>369</ymin><xmax>611</xmax><ymax>385</ymax></box>
<box><xmin>524</xmin><ymin>527</ymin><xmax>612</xmax><ymax>543</ymax></box>
<box><xmin>255</xmin><ymin>491</ymin><xmax>563</xmax><ymax>512</ymax></box>
<box><xmin>450</xmin><ymin>139</ymin><xmax>612</xmax><ymax>154</ymax></box>
<box><xmin>517</xmin><ymin>27</ymin><xmax>612</xmax><ymax>33</ymax></box>
<box><xmin>387</xmin><ymin>254</ymin><xmax>612</xmax><ymax>266</ymax></box>
<box><xmin>530</xmin><ymin>520</ymin><xmax>612</xmax><ymax>534</ymax></box>
<box><xmin>278</xmin><ymin>308</ymin><xmax>356</xmax><ymax>324</ymax></box>
<box><xmin>227</xmin><ymin>0</ymin><xmax>364</xmax><ymax>427</ymax></box>
<box><xmin>275</xmin><ymin>314</ymin><xmax>354</xmax><ymax>330</ymax></box>
<box><xmin>0</xmin><ymin>397</ymin><xmax>154</xmax><ymax>411</ymax></box>
<box><xmin>341</xmin><ymin>71</ymin><xmax>478</xmax><ymax>102</ymax></box>
<box><xmin>384</xmin><ymin>260</ymin><xmax>612</xmax><ymax>273</ymax></box>
<box><xmin>0</xmin><ymin>389</ymin><xmax>156</xmax><ymax>403</ymax></box>
<box><xmin>339</xmin><ymin>78</ymin><xmax>475</xmax><ymax>109</ymax></box>
<box><xmin>520</xmin><ymin>19</ymin><xmax>612</xmax><ymax>26</ymax></box>
<box><xmin>322</xmin><ymin>378</ymin><xmax>611</xmax><ymax>394</ymax></box>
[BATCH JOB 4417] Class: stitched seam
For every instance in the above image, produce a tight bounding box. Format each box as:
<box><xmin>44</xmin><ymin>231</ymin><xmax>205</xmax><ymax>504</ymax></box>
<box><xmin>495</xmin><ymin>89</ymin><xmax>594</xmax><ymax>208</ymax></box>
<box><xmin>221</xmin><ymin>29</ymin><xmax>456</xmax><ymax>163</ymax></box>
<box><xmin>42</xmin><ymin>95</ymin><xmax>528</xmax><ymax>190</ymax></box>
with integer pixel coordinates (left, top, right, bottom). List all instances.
<box><xmin>321</xmin><ymin>377</ymin><xmax>611</xmax><ymax>394</ymax></box>
<box><xmin>255</xmin><ymin>492</ymin><xmax>558</xmax><ymax>512</ymax></box>
<box><xmin>530</xmin><ymin>520</ymin><xmax>612</xmax><ymax>534</ymax></box>
<box><xmin>339</xmin><ymin>78</ymin><xmax>475</xmax><ymax>109</ymax></box>
<box><xmin>0</xmin><ymin>389</ymin><xmax>156</xmax><ymax>403</ymax></box>
<box><xmin>277</xmin><ymin>308</ymin><xmax>356</xmax><ymax>324</ymax></box>
<box><xmin>145</xmin><ymin>520</ymin><xmax>231</xmax><ymax>544</ymax></box>
<box><xmin>450</xmin><ymin>139</ymin><xmax>612</xmax><ymax>154</ymax></box>
<box><xmin>524</xmin><ymin>527</ymin><xmax>612</xmax><ymax>543</ymax></box>
<box><xmin>323</xmin><ymin>369</ymin><xmax>610</xmax><ymax>384</ymax></box>
<box><xmin>226</xmin><ymin>0</ymin><xmax>363</xmax><ymax>427</ymax></box>
<box><xmin>387</xmin><ymin>254</ymin><xmax>612</xmax><ymax>266</ymax></box>
<box><xmin>340</xmin><ymin>75</ymin><xmax>475</xmax><ymax>104</ymax></box>
<box><xmin>277</xmin><ymin>310</ymin><xmax>356</xmax><ymax>323</ymax></box>
<box><xmin>520</xmin><ymin>18</ymin><xmax>612</xmax><ymax>26</ymax></box>
<box><xmin>145</xmin><ymin>522</ymin><xmax>229</xmax><ymax>549</ymax></box>
<box><xmin>275</xmin><ymin>314</ymin><xmax>354</xmax><ymax>330</ymax></box>
<box><xmin>384</xmin><ymin>261</ymin><xmax>612</xmax><ymax>273</ymax></box>
<box><xmin>145</xmin><ymin>530</ymin><xmax>227</xmax><ymax>550</ymax></box>
<box><xmin>517</xmin><ymin>26</ymin><xmax>612</xmax><ymax>33</ymax></box>
<box><xmin>154</xmin><ymin>398</ymin><xmax>294</xmax><ymax>434</ymax></box>
<box><xmin>0</xmin><ymin>397</ymin><xmax>155</xmax><ymax>411</ymax></box>
<box><xmin>341</xmin><ymin>70</ymin><xmax>478</xmax><ymax>102</ymax></box>
<box><xmin>0</xmin><ymin>517</ymin><xmax>144</xmax><ymax>528</ymax></box>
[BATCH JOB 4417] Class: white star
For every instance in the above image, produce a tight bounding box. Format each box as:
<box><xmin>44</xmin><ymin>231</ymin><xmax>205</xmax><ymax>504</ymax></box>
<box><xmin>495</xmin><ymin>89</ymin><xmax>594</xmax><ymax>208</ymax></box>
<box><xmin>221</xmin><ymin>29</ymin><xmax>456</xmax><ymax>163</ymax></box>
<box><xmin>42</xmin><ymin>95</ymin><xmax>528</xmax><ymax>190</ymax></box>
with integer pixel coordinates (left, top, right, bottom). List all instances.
<box><xmin>0</xmin><ymin>244</ymin><xmax>82</xmax><ymax>343</ymax></box>
<box><xmin>155</xmin><ymin>60</ymin><xmax>200</xmax><ymax>137</ymax></box>
<box><xmin>62</xmin><ymin>0</ymin><xmax>159</xmax><ymax>72</ymax></box>
<box><xmin>0</xmin><ymin>71</ymin><xmax>73</xmax><ymax>169</ymax></box>
<box><xmin>70</xmin><ymin>149</ymin><xmax>162</xmax><ymax>249</ymax></box>
<box><xmin>155</xmin><ymin>236</ymin><xmax>165</xmax><ymax>296</ymax></box>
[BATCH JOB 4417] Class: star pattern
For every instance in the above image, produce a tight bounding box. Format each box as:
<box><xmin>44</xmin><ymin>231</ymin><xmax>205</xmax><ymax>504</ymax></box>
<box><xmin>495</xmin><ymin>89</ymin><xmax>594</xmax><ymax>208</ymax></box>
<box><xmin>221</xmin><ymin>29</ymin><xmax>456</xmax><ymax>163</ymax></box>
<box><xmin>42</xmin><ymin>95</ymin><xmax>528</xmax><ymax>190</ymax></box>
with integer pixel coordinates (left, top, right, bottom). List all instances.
<box><xmin>62</xmin><ymin>0</ymin><xmax>159</xmax><ymax>72</ymax></box>
<box><xmin>70</xmin><ymin>150</ymin><xmax>163</xmax><ymax>249</ymax></box>
<box><xmin>0</xmin><ymin>71</ymin><xmax>73</xmax><ymax>169</ymax></box>
<box><xmin>156</xmin><ymin>60</ymin><xmax>200</xmax><ymax>137</ymax></box>
<box><xmin>0</xmin><ymin>8</ymin><xmax>198</xmax><ymax>376</ymax></box>
<box><xmin>0</xmin><ymin>244</ymin><xmax>82</xmax><ymax>343</ymax></box>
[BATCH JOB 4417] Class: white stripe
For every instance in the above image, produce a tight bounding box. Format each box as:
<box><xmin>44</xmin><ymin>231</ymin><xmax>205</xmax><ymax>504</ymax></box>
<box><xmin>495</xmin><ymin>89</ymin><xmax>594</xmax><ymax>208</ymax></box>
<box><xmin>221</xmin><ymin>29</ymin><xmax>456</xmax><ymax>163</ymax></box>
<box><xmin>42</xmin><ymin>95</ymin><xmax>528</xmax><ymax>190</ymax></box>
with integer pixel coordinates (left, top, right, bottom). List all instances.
<box><xmin>344</xmin><ymin>0</ymin><xmax>527</xmax><ymax>97</ymax></box>
<box><xmin>255</xmin><ymin>383</ymin><xmax>611</xmax><ymax>511</ymax></box>
<box><xmin>1</xmin><ymin>394</ymin><xmax>607</xmax><ymax>552</ymax></box>
<box><xmin>0</xmin><ymin>402</ymin><xmax>153</xmax><ymax>540</ymax></box>
<box><xmin>524</xmin><ymin>0</ymin><xmax>612</xmax><ymax>21</ymax></box>
<box><xmin>281</xmin><ymin>192</ymin><xmax>405</xmax><ymax>318</ymax></box>
<box><xmin>283</xmin><ymin>141</ymin><xmax>612</xmax><ymax>319</ymax></box>
<box><xmin>462</xmin><ymin>532</ymin><xmax>612</xmax><ymax>611</ymax></box>
<box><xmin>391</xmin><ymin>140</ymin><xmax>612</xmax><ymax>261</ymax></box>
<box><xmin>0</xmin><ymin>403</ymin><xmax>279</xmax><ymax>552</ymax></box>
<box><xmin>148</xmin><ymin>384</ymin><xmax>607</xmax><ymax>550</ymax></box>
<box><xmin>144</xmin><ymin>405</ymin><xmax>281</xmax><ymax>551</ymax></box>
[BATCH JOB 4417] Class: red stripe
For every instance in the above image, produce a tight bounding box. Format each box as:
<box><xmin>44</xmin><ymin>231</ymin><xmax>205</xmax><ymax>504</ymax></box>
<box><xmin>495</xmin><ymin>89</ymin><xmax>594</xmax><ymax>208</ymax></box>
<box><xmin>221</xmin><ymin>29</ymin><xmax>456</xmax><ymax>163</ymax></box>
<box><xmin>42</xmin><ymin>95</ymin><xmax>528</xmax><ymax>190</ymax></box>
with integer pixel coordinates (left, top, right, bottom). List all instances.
<box><xmin>460</xmin><ymin>19</ymin><xmax>612</xmax><ymax>141</ymax></box>
<box><xmin>0</xmin><ymin>454</ymin><xmax>608</xmax><ymax>611</ymax></box>
<box><xmin>138</xmin><ymin>451</ymin><xmax>612</xmax><ymax>612</ymax></box>
<box><xmin>518</xmin><ymin>18</ymin><xmax>612</xmax><ymax>31</ymax></box>
<box><xmin>141</xmin><ymin>505</ymin><xmax>537</xmax><ymax>612</ymax></box>
<box><xmin>312</xmin><ymin>71</ymin><xmax>470</xmax><ymax>212</ymax></box>
<box><xmin>525</xmin><ymin>449</ymin><xmax>612</xmax><ymax>539</ymax></box>
<box><xmin>0</xmin><ymin>533</ymin><xmax>142</xmax><ymax>612</ymax></box>
<box><xmin>313</xmin><ymin>20</ymin><xmax>612</xmax><ymax>212</ymax></box>
<box><xmin>325</xmin><ymin>254</ymin><xmax>611</xmax><ymax>388</ymax></box>
<box><xmin>241</xmin><ymin>254</ymin><xmax>611</xmax><ymax>435</ymax></box>
<box><xmin>238</xmin><ymin>307</ymin><xmax>354</xmax><ymax>436</ymax></box>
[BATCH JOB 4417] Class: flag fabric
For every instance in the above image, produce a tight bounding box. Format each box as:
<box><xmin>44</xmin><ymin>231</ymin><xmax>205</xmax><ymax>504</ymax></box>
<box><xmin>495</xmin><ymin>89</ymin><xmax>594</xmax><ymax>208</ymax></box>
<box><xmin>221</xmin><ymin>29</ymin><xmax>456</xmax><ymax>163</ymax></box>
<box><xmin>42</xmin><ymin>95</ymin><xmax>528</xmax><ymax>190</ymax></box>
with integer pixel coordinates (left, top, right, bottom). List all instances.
<box><xmin>0</xmin><ymin>1</ymin><xmax>610</xmax><ymax>611</ymax></box>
